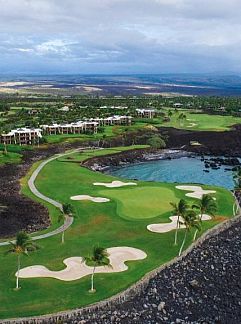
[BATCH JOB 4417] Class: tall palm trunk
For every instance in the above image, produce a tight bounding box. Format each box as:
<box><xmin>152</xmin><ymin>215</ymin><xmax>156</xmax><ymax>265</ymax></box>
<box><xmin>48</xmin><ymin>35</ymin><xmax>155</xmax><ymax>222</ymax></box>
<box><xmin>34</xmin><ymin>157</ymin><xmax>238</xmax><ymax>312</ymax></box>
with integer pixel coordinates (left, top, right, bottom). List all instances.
<box><xmin>179</xmin><ymin>229</ymin><xmax>187</xmax><ymax>256</ymax></box>
<box><xmin>193</xmin><ymin>212</ymin><xmax>202</xmax><ymax>241</ymax></box>
<box><xmin>4</xmin><ymin>142</ymin><xmax>7</xmax><ymax>155</ymax></box>
<box><xmin>174</xmin><ymin>215</ymin><xmax>180</xmax><ymax>245</ymax></box>
<box><xmin>61</xmin><ymin>231</ymin><xmax>65</xmax><ymax>244</ymax></box>
<box><xmin>90</xmin><ymin>265</ymin><xmax>96</xmax><ymax>292</ymax></box>
<box><xmin>16</xmin><ymin>255</ymin><xmax>20</xmax><ymax>289</ymax></box>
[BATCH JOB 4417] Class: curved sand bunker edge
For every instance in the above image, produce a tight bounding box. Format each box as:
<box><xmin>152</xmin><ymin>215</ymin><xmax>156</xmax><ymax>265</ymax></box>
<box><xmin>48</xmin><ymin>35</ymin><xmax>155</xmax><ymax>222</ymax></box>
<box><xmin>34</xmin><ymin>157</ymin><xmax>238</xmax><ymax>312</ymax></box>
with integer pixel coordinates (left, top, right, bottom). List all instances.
<box><xmin>175</xmin><ymin>185</ymin><xmax>216</xmax><ymax>199</ymax></box>
<box><xmin>147</xmin><ymin>214</ymin><xmax>212</xmax><ymax>234</ymax></box>
<box><xmin>17</xmin><ymin>247</ymin><xmax>147</xmax><ymax>281</ymax></box>
<box><xmin>93</xmin><ymin>181</ymin><xmax>137</xmax><ymax>188</ymax></box>
<box><xmin>70</xmin><ymin>195</ymin><xmax>110</xmax><ymax>203</ymax></box>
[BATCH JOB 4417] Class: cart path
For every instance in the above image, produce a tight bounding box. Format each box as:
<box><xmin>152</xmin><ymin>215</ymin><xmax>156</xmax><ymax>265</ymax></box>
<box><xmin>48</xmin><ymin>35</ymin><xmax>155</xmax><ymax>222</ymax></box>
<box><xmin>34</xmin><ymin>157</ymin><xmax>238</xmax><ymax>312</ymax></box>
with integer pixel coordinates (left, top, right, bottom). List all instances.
<box><xmin>0</xmin><ymin>147</ymin><xmax>95</xmax><ymax>246</ymax></box>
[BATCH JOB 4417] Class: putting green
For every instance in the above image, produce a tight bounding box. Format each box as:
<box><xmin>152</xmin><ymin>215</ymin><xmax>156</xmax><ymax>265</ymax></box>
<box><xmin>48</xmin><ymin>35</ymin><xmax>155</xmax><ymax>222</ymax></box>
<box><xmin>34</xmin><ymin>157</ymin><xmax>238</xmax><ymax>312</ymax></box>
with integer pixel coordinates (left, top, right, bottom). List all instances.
<box><xmin>100</xmin><ymin>186</ymin><xmax>178</xmax><ymax>219</ymax></box>
<box><xmin>0</xmin><ymin>146</ymin><xmax>235</xmax><ymax>319</ymax></box>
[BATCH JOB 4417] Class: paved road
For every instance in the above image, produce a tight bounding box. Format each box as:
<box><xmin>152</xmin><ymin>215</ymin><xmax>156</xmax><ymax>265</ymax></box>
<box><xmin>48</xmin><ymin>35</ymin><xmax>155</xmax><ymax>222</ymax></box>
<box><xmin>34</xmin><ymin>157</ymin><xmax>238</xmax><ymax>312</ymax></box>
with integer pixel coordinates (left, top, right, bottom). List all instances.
<box><xmin>0</xmin><ymin>147</ymin><xmax>93</xmax><ymax>246</ymax></box>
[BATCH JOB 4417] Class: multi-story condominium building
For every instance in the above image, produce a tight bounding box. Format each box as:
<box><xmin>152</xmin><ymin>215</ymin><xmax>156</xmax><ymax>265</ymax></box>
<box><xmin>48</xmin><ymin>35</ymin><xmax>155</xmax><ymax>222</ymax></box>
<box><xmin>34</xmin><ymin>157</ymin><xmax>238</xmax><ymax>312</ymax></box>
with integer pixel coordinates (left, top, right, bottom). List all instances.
<box><xmin>173</xmin><ymin>103</ymin><xmax>183</xmax><ymax>108</ymax></box>
<box><xmin>136</xmin><ymin>108</ymin><xmax>156</xmax><ymax>119</ymax></box>
<box><xmin>89</xmin><ymin>115</ymin><xmax>132</xmax><ymax>126</ymax></box>
<box><xmin>0</xmin><ymin>128</ymin><xmax>42</xmax><ymax>145</ymax></box>
<box><xmin>41</xmin><ymin>121</ymin><xmax>99</xmax><ymax>135</ymax></box>
<box><xmin>100</xmin><ymin>106</ymin><xmax>128</xmax><ymax>109</ymax></box>
<box><xmin>0</xmin><ymin>115</ymin><xmax>132</xmax><ymax>146</ymax></box>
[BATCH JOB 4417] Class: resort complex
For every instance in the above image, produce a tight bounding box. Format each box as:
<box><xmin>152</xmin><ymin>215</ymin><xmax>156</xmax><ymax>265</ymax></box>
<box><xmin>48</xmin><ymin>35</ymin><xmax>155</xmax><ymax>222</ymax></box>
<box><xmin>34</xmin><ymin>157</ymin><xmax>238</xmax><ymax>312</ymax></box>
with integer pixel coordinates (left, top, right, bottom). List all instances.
<box><xmin>0</xmin><ymin>115</ymin><xmax>133</xmax><ymax>145</ymax></box>
<box><xmin>0</xmin><ymin>90</ymin><xmax>241</xmax><ymax>323</ymax></box>
<box><xmin>1</xmin><ymin>1</ymin><xmax>241</xmax><ymax>322</ymax></box>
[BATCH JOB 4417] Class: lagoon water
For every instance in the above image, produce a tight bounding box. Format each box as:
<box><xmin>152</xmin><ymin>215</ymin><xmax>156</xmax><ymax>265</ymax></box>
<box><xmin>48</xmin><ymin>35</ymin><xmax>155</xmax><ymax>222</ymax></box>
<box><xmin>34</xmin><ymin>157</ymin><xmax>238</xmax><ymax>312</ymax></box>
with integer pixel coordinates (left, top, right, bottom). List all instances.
<box><xmin>108</xmin><ymin>156</ymin><xmax>236</xmax><ymax>190</ymax></box>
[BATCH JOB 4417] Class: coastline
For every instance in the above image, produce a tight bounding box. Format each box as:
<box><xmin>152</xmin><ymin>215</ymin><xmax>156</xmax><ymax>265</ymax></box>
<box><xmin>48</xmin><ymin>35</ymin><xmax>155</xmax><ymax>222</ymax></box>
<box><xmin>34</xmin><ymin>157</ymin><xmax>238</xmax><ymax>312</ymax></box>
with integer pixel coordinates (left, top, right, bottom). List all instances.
<box><xmin>82</xmin><ymin>149</ymin><xmax>194</xmax><ymax>172</ymax></box>
<box><xmin>81</xmin><ymin>148</ymin><xmax>240</xmax><ymax>177</ymax></box>
<box><xmin>0</xmin><ymin>143</ymin><xmax>240</xmax><ymax>321</ymax></box>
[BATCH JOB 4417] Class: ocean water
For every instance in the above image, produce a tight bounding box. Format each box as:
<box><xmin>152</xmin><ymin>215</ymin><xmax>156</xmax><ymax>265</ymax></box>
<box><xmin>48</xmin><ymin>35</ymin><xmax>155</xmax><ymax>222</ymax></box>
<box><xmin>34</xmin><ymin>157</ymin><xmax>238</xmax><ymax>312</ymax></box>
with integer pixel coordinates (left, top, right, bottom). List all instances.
<box><xmin>108</xmin><ymin>156</ymin><xmax>238</xmax><ymax>190</ymax></box>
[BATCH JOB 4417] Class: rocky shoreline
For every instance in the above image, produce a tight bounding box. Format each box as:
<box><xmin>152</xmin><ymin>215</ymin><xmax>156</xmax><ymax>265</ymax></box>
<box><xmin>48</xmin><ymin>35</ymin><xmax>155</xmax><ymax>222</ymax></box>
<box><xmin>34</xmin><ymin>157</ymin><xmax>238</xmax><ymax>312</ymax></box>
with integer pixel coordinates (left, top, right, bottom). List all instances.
<box><xmin>1</xmin><ymin>141</ymin><xmax>240</xmax><ymax>238</ymax></box>
<box><xmin>81</xmin><ymin>148</ymin><xmax>194</xmax><ymax>172</ymax></box>
<box><xmin>1</xmin><ymin>123</ymin><xmax>241</xmax><ymax>237</ymax></box>
<box><xmin>82</xmin><ymin>148</ymin><xmax>240</xmax><ymax>174</ymax></box>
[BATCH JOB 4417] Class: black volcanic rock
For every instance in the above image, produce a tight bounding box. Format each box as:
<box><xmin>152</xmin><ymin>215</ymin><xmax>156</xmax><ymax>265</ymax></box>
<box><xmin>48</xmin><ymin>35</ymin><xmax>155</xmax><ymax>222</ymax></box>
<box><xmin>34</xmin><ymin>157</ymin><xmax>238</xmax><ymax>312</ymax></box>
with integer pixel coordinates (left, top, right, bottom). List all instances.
<box><xmin>57</xmin><ymin>215</ymin><xmax>241</xmax><ymax>324</ymax></box>
<box><xmin>159</xmin><ymin>124</ymin><xmax>241</xmax><ymax>156</ymax></box>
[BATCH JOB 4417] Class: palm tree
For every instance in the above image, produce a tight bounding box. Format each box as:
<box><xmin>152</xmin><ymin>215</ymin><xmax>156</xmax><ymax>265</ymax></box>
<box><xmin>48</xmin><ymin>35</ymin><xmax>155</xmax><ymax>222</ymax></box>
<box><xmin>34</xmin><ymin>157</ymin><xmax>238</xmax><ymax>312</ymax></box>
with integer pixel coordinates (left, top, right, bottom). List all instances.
<box><xmin>179</xmin><ymin>210</ymin><xmax>200</xmax><ymax>256</ymax></box>
<box><xmin>58</xmin><ymin>203</ymin><xmax>74</xmax><ymax>244</ymax></box>
<box><xmin>0</xmin><ymin>127</ymin><xmax>8</xmax><ymax>154</ymax></box>
<box><xmin>6</xmin><ymin>231</ymin><xmax>39</xmax><ymax>290</ymax></box>
<box><xmin>177</xmin><ymin>113</ymin><xmax>187</xmax><ymax>127</ymax></box>
<box><xmin>170</xmin><ymin>199</ymin><xmax>188</xmax><ymax>245</ymax></box>
<box><xmin>168</xmin><ymin>110</ymin><xmax>173</xmax><ymax>119</ymax></box>
<box><xmin>192</xmin><ymin>194</ymin><xmax>217</xmax><ymax>241</ymax></box>
<box><xmin>234</xmin><ymin>167</ymin><xmax>241</xmax><ymax>191</ymax></box>
<box><xmin>84</xmin><ymin>246</ymin><xmax>109</xmax><ymax>293</ymax></box>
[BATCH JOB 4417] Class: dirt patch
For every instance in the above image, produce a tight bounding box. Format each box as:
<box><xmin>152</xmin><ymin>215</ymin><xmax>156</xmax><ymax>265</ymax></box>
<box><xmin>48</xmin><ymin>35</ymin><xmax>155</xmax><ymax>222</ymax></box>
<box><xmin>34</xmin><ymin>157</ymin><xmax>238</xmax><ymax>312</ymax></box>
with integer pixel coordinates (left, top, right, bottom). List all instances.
<box><xmin>214</xmin><ymin>216</ymin><xmax>229</xmax><ymax>222</ymax></box>
<box><xmin>90</xmin><ymin>214</ymin><xmax>110</xmax><ymax>226</ymax></box>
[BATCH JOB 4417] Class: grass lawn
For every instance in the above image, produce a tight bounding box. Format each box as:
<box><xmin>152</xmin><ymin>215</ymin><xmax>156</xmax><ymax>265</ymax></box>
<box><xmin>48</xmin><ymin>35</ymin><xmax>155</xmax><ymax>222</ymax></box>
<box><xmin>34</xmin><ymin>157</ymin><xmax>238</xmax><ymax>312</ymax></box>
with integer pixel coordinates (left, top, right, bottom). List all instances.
<box><xmin>0</xmin><ymin>144</ymin><xmax>33</xmax><ymax>154</ymax></box>
<box><xmin>159</xmin><ymin>110</ymin><xmax>241</xmax><ymax>131</ymax></box>
<box><xmin>0</xmin><ymin>151</ymin><xmax>22</xmax><ymax>165</ymax></box>
<box><xmin>100</xmin><ymin>186</ymin><xmax>178</xmax><ymax>220</ymax></box>
<box><xmin>0</xmin><ymin>146</ymin><xmax>235</xmax><ymax>319</ymax></box>
<box><xmin>43</xmin><ymin>123</ymin><xmax>147</xmax><ymax>144</ymax></box>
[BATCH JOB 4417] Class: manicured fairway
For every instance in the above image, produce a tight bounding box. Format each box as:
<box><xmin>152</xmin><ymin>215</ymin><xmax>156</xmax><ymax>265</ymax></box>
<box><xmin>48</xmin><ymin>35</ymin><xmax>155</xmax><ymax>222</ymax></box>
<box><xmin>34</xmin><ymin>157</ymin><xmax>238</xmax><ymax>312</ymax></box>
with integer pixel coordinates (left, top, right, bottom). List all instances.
<box><xmin>161</xmin><ymin>111</ymin><xmax>241</xmax><ymax>131</ymax></box>
<box><xmin>0</xmin><ymin>146</ymin><xmax>236</xmax><ymax>319</ymax></box>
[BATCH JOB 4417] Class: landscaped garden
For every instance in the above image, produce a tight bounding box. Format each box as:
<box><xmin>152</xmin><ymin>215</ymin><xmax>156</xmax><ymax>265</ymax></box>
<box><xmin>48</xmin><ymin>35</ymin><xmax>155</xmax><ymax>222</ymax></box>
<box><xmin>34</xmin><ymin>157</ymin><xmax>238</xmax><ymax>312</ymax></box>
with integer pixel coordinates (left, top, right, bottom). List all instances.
<box><xmin>0</xmin><ymin>146</ymin><xmax>236</xmax><ymax>319</ymax></box>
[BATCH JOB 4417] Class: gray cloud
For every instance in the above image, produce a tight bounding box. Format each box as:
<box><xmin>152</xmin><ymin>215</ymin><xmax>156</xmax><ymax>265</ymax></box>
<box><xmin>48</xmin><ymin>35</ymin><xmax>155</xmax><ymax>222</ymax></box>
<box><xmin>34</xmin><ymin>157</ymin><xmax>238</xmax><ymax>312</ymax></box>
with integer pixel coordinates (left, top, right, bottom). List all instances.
<box><xmin>0</xmin><ymin>0</ymin><xmax>241</xmax><ymax>73</ymax></box>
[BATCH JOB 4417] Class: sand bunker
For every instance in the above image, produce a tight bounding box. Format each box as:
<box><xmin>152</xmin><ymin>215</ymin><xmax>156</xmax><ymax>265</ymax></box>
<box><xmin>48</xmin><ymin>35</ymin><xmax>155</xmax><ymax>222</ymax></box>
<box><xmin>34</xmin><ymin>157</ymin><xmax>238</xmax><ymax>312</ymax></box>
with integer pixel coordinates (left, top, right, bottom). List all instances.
<box><xmin>147</xmin><ymin>214</ymin><xmax>211</xmax><ymax>233</ymax></box>
<box><xmin>93</xmin><ymin>181</ymin><xmax>137</xmax><ymax>188</ymax></box>
<box><xmin>176</xmin><ymin>185</ymin><xmax>216</xmax><ymax>199</ymax></box>
<box><xmin>187</xmin><ymin>123</ymin><xmax>198</xmax><ymax>128</ymax></box>
<box><xmin>17</xmin><ymin>247</ymin><xmax>147</xmax><ymax>281</ymax></box>
<box><xmin>70</xmin><ymin>195</ymin><xmax>110</xmax><ymax>203</ymax></box>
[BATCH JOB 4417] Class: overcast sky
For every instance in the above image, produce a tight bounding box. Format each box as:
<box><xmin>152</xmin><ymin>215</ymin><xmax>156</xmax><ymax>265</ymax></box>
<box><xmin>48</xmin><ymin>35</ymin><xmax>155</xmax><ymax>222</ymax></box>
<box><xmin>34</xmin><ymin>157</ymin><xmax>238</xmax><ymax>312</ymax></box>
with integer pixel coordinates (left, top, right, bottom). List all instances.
<box><xmin>1</xmin><ymin>0</ymin><xmax>241</xmax><ymax>74</ymax></box>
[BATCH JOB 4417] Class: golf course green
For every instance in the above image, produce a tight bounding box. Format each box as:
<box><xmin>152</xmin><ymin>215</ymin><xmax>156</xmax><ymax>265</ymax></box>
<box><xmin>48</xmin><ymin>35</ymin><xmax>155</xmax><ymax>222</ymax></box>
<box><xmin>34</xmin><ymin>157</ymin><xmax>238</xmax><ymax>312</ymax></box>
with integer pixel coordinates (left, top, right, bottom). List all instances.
<box><xmin>159</xmin><ymin>110</ymin><xmax>241</xmax><ymax>131</ymax></box>
<box><xmin>0</xmin><ymin>146</ymin><xmax>236</xmax><ymax>319</ymax></box>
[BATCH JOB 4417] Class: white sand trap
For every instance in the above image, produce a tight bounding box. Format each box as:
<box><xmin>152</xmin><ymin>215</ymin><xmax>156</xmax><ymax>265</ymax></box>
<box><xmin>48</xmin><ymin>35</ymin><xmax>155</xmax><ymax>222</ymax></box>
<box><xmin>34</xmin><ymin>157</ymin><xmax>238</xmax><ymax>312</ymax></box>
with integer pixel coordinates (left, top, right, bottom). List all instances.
<box><xmin>70</xmin><ymin>195</ymin><xmax>110</xmax><ymax>203</ymax></box>
<box><xmin>176</xmin><ymin>185</ymin><xmax>216</xmax><ymax>199</ymax></box>
<box><xmin>187</xmin><ymin>123</ymin><xmax>197</xmax><ymax>128</ymax></box>
<box><xmin>17</xmin><ymin>247</ymin><xmax>147</xmax><ymax>282</ymax></box>
<box><xmin>147</xmin><ymin>214</ymin><xmax>211</xmax><ymax>233</ymax></box>
<box><xmin>93</xmin><ymin>181</ymin><xmax>137</xmax><ymax>188</ymax></box>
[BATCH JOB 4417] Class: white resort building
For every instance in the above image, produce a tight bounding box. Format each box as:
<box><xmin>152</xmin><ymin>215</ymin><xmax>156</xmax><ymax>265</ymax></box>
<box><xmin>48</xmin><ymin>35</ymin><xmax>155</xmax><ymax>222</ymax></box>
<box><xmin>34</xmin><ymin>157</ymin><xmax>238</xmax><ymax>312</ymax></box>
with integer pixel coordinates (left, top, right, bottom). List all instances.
<box><xmin>100</xmin><ymin>106</ymin><xmax>128</xmax><ymax>109</ymax></box>
<box><xmin>0</xmin><ymin>115</ymin><xmax>133</xmax><ymax>145</ymax></box>
<box><xmin>89</xmin><ymin>115</ymin><xmax>132</xmax><ymax>126</ymax></box>
<box><xmin>136</xmin><ymin>108</ymin><xmax>156</xmax><ymax>119</ymax></box>
<box><xmin>41</xmin><ymin>121</ymin><xmax>99</xmax><ymax>135</ymax></box>
<box><xmin>0</xmin><ymin>128</ymin><xmax>42</xmax><ymax>145</ymax></box>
